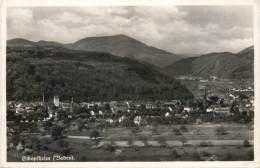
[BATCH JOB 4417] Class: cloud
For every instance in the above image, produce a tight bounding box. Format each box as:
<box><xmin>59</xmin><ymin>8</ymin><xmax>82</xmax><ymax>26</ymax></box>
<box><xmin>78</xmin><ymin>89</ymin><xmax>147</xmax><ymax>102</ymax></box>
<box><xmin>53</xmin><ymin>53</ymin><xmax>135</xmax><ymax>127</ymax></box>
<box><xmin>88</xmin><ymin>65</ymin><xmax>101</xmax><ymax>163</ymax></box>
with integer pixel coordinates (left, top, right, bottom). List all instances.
<box><xmin>7</xmin><ymin>8</ymin><xmax>34</xmax><ymax>39</ymax></box>
<box><xmin>7</xmin><ymin>6</ymin><xmax>253</xmax><ymax>54</ymax></box>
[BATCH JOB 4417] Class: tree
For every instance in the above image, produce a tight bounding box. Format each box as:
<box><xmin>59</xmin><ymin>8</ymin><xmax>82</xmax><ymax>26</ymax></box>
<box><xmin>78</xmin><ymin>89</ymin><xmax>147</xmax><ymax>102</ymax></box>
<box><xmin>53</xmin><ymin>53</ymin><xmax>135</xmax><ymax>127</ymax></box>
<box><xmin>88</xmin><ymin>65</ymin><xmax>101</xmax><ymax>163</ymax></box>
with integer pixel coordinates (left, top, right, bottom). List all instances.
<box><xmin>132</xmin><ymin>125</ymin><xmax>140</xmax><ymax>134</ymax></box>
<box><xmin>127</xmin><ymin>138</ymin><xmax>133</xmax><ymax>146</ymax></box>
<box><xmin>173</xmin><ymin>128</ymin><xmax>182</xmax><ymax>135</ymax></box>
<box><xmin>243</xmin><ymin>140</ymin><xmax>251</xmax><ymax>147</ymax></box>
<box><xmin>157</xmin><ymin>136</ymin><xmax>167</xmax><ymax>147</ymax></box>
<box><xmin>77</xmin><ymin>119</ymin><xmax>85</xmax><ymax>132</ymax></box>
<box><xmin>179</xmin><ymin>136</ymin><xmax>187</xmax><ymax>147</ymax></box>
<box><xmin>104</xmin><ymin>143</ymin><xmax>115</xmax><ymax>152</ymax></box>
<box><xmin>51</xmin><ymin>126</ymin><xmax>63</xmax><ymax>140</ymax></box>
<box><xmin>57</xmin><ymin>139</ymin><xmax>69</xmax><ymax>148</ymax></box>
<box><xmin>172</xmin><ymin>150</ymin><xmax>180</xmax><ymax>158</ymax></box>
<box><xmin>179</xmin><ymin>126</ymin><xmax>188</xmax><ymax>132</ymax></box>
<box><xmin>139</xmin><ymin>136</ymin><xmax>148</xmax><ymax>146</ymax></box>
<box><xmin>90</xmin><ymin>130</ymin><xmax>100</xmax><ymax>139</ymax></box>
<box><xmin>94</xmin><ymin>138</ymin><xmax>101</xmax><ymax>146</ymax></box>
<box><xmin>215</xmin><ymin>126</ymin><xmax>228</xmax><ymax>136</ymax></box>
<box><xmin>152</xmin><ymin>128</ymin><xmax>159</xmax><ymax>135</ymax></box>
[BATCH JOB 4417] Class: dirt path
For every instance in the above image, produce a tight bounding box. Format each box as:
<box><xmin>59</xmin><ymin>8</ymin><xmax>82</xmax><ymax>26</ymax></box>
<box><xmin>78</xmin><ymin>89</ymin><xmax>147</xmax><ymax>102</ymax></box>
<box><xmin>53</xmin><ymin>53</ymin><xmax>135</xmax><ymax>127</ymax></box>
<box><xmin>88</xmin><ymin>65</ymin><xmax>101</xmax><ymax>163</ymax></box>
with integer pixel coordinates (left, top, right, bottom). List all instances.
<box><xmin>64</xmin><ymin>135</ymin><xmax>253</xmax><ymax>147</ymax></box>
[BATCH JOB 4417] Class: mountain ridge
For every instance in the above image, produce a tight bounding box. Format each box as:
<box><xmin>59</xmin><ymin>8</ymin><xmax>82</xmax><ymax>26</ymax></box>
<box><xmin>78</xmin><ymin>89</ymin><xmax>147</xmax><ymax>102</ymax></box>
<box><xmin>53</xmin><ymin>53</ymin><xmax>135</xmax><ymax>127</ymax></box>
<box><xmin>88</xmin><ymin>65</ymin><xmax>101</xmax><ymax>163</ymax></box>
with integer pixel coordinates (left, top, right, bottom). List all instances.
<box><xmin>7</xmin><ymin>35</ymin><xmax>185</xmax><ymax>67</ymax></box>
<box><xmin>162</xmin><ymin>46</ymin><xmax>254</xmax><ymax>79</ymax></box>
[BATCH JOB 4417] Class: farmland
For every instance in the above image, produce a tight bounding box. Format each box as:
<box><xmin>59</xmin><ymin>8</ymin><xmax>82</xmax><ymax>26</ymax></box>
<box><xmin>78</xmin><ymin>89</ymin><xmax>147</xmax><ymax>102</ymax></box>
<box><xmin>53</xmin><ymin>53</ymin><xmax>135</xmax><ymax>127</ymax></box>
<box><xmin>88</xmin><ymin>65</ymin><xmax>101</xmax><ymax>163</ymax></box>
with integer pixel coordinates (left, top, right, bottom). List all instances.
<box><xmin>7</xmin><ymin>123</ymin><xmax>254</xmax><ymax>161</ymax></box>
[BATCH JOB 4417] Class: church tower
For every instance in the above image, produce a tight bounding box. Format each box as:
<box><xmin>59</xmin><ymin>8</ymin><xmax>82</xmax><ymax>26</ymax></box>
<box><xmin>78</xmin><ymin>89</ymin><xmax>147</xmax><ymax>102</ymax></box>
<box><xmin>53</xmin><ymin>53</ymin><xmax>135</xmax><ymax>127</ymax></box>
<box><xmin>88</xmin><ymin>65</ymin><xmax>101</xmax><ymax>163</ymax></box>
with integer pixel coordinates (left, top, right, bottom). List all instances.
<box><xmin>202</xmin><ymin>87</ymin><xmax>208</xmax><ymax>108</ymax></box>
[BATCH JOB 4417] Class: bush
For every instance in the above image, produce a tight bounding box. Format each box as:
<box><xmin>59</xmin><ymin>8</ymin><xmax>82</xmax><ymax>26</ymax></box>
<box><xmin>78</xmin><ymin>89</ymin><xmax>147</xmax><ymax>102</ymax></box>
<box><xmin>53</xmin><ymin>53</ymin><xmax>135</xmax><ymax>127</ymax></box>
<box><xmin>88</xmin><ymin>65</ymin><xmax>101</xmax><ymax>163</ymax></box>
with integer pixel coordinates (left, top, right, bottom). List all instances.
<box><xmin>173</xmin><ymin>128</ymin><xmax>182</xmax><ymax>135</ymax></box>
<box><xmin>191</xmin><ymin>152</ymin><xmax>202</xmax><ymax>161</ymax></box>
<box><xmin>200</xmin><ymin>150</ymin><xmax>210</xmax><ymax>157</ymax></box>
<box><xmin>51</xmin><ymin>126</ymin><xmax>63</xmax><ymax>140</ymax></box>
<box><xmin>57</xmin><ymin>140</ymin><xmax>69</xmax><ymax>148</ymax></box>
<box><xmin>157</xmin><ymin>136</ymin><xmax>167</xmax><ymax>147</ymax></box>
<box><xmin>215</xmin><ymin>126</ymin><xmax>228</xmax><ymax>136</ymax></box>
<box><xmin>200</xmin><ymin>141</ymin><xmax>213</xmax><ymax>147</ymax></box>
<box><xmin>152</xmin><ymin>128</ymin><xmax>159</xmax><ymax>135</ymax></box>
<box><xmin>80</xmin><ymin>156</ymin><xmax>87</xmax><ymax>161</ymax></box>
<box><xmin>23</xmin><ymin>148</ymin><xmax>33</xmax><ymax>155</ymax></box>
<box><xmin>247</xmin><ymin>149</ymin><xmax>254</xmax><ymax>160</ymax></box>
<box><xmin>139</xmin><ymin>136</ymin><xmax>148</xmax><ymax>146</ymax></box>
<box><xmin>94</xmin><ymin>139</ymin><xmax>101</xmax><ymax>146</ymax></box>
<box><xmin>172</xmin><ymin>150</ymin><xmax>180</xmax><ymax>158</ymax></box>
<box><xmin>132</xmin><ymin>125</ymin><xmax>140</xmax><ymax>134</ymax></box>
<box><xmin>127</xmin><ymin>138</ymin><xmax>133</xmax><ymax>146</ymax></box>
<box><xmin>41</xmin><ymin>146</ymin><xmax>49</xmax><ymax>151</ymax></box>
<box><xmin>179</xmin><ymin>136</ymin><xmax>187</xmax><ymax>147</ymax></box>
<box><xmin>24</xmin><ymin>143</ymin><xmax>32</xmax><ymax>149</ymax></box>
<box><xmin>90</xmin><ymin>130</ymin><xmax>100</xmax><ymax>139</ymax></box>
<box><xmin>61</xmin><ymin>148</ymin><xmax>71</xmax><ymax>155</ymax></box>
<box><xmin>179</xmin><ymin>126</ymin><xmax>188</xmax><ymax>132</ymax></box>
<box><xmin>104</xmin><ymin>143</ymin><xmax>115</xmax><ymax>152</ymax></box>
<box><xmin>224</xmin><ymin>153</ymin><xmax>233</xmax><ymax>161</ymax></box>
<box><xmin>243</xmin><ymin>140</ymin><xmax>251</xmax><ymax>147</ymax></box>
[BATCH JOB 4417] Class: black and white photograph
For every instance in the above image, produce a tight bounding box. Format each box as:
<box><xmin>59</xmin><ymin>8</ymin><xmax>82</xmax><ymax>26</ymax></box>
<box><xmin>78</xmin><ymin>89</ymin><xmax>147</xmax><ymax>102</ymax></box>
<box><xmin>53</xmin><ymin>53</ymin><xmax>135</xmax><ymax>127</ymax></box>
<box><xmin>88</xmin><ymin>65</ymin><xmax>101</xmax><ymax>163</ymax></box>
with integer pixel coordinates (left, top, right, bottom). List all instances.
<box><xmin>1</xmin><ymin>0</ymin><xmax>259</xmax><ymax>167</ymax></box>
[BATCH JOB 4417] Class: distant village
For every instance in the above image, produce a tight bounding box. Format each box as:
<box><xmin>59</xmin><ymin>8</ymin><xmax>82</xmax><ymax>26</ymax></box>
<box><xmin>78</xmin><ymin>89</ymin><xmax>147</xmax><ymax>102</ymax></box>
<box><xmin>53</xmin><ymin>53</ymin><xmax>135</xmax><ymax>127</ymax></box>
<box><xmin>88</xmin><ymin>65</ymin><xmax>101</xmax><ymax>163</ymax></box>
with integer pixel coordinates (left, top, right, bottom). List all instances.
<box><xmin>7</xmin><ymin>76</ymin><xmax>254</xmax><ymax>137</ymax></box>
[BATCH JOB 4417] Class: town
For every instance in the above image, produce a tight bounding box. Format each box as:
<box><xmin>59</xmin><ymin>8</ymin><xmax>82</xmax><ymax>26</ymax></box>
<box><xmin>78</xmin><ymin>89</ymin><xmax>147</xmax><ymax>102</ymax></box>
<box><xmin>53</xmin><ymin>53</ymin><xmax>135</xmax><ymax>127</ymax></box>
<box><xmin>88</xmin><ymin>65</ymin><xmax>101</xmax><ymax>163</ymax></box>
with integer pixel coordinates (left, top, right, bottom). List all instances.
<box><xmin>6</xmin><ymin>77</ymin><xmax>254</xmax><ymax>161</ymax></box>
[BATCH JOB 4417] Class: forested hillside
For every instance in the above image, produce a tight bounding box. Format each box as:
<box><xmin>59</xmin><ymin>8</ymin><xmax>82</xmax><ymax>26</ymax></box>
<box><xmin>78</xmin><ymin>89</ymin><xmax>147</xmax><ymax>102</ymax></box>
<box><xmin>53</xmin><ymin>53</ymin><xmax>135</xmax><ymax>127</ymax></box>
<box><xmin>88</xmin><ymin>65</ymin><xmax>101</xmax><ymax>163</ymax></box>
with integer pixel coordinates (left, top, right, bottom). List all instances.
<box><xmin>6</xmin><ymin>46</ymin><xmax>193</xmax><ymax>102</ymax></box>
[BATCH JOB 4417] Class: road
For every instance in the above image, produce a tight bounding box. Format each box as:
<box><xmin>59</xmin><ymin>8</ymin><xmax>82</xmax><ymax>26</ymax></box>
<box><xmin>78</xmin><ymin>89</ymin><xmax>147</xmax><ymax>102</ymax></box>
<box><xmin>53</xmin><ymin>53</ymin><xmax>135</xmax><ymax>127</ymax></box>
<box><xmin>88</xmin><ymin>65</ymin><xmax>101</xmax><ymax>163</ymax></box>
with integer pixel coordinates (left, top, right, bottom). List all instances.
<box><xmin>65</xmin><ymin>135</ymin><xmax>254</xmax><ymax>147</ymax></box>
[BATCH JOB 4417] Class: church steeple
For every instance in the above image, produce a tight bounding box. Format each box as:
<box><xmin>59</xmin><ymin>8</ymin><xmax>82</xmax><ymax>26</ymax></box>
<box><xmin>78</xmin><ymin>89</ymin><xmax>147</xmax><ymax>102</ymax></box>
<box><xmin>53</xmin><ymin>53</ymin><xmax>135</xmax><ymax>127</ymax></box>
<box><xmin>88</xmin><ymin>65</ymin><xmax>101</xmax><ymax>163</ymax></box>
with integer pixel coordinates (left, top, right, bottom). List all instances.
<box><xmin>42</xmin><ymin>92</ymin><xmax>44</xmax><ymax>103</ymax></box>
<box><xmin>203</xmin><ymin>87</ymin><xmax>208</xmax><ymax>108</ymax></box>
<box><xmin>70</xmin><ymin>97</ymin><xmax>74</xmax><ymax>112</ymax></box>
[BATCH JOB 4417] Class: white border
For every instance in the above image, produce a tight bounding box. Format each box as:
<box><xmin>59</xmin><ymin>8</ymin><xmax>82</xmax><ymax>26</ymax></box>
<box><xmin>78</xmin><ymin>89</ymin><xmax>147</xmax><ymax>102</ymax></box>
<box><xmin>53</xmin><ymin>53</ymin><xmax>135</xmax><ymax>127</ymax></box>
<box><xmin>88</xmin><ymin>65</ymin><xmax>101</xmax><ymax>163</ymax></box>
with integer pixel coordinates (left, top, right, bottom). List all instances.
<box><xmin>1</xmin><ymin>0</ymin><xmax>259</xmax><ymax>168</ymax></box>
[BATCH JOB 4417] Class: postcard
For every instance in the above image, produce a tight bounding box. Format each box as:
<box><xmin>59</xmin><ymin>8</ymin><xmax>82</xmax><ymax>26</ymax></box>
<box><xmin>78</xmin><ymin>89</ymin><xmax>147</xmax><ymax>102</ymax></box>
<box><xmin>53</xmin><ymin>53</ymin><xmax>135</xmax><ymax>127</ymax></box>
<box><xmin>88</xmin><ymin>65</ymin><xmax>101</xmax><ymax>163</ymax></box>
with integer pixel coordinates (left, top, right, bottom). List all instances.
<box><xmin>1</xmin><ymin>0</ymin><xmax>259</xmax><ymax>167</ymax></box>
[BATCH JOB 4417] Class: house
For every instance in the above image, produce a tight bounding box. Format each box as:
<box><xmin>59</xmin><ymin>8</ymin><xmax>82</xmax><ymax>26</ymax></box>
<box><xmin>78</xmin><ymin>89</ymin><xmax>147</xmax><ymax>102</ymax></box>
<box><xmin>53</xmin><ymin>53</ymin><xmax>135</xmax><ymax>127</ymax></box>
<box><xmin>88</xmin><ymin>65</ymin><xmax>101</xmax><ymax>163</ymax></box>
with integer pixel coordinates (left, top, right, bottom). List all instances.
<box><xmin>111</xmin><ymin>108</ymin><xmax>115</xmax><ymax>114</ymax></box>
<box><xmin>206</xmin><ymin>105</ymin><xmax>216</xmax><ymax>112</ymax></box>
<box><xmin>210</xmin><ymin>76</ymin><xmax>217</xmax><ymax>81</ymax></box>
<box><xmin>102</xmin><ymin>102</ymin><xmax>110</xmax><ymax>107</ymax></box>
<box><xmin>88</xmin><ymin>103</ymin><xmax>95</xmax><ymax>109</ymax></box>
<box><xmin>200</xmin><ymin>79</ymin><xmax>209</xmax><ymax>82</ymax></box>
<box><xmin>16</xmin><ymin>107</ymin><xmax>25</xmax><ymax>114</ymax></box>
<box><xmin>229</xmin><ymin>94</ymin><xmax>236</xmax><ymax>99</ymax></box>
<box><xmin>113</xmin><ymin>104</ymin><xmax>127</xmax><ymax>113</ymax></box>
<box><xmin>53</xmin><ymin>96</ymin><xmax>59</xmax><ymax>107</ymax></box>
<box><xmin>80</xmin><ymin>102</ymin><xmax>89</xmax><ymax>107</ymax></box>
<box><xmin>246</xmin><ymin>103</ymin><xmax>252</xmax><ymax>107</ymax></box>
<box><xmin>146</xmin><ymin>102</ymin><xmax>157</xmax><ymax>109</ymax></box>
<box><xmin>119</xmin><ymin>115</ymin><xmax>127</xmax><ymax>123</ymax></box>
<box><xmin>164</xmin><ymin>102</ymin><xmax>175</xmax><ymax>107</ymax></box>
<box><xmin>134</xmin><ymin>116</ymin><xmax>142</xmax><ymax>125</ymax></box>
<box><xmin>109</xmin><ymin>101</ymin><xmax>117</xmax><ymax>108</ymax></box>
<box><xmin>165</xmin><ymin>112</ymin><xmax>170</xmax><ymax>118</ymax></box>
<box><xmin>106</xmin><ymin>118</ymin><xmax>114</xmax><ymax>124</ymax></box>
<box><xmin>214</xmin><ymin>107</ymin><xmax>230</xmax><ymax>115</ymax></box>
<box><xmin>99</xmin><ymin>110</ymin><xmax>103</xmax><ymax>115</ymax></box>
<box><xmin>94</xmin><ymin>102</ymin><xmax>102</xmax><ymax>107</ymax></box>
<box><xmin>146</xmin><ymin>103</ymin><xmax>153</xmax><ymax>109</ymax></box>
<box><xmin>184</xmin><ymin>107</ymin><xmax>193</xmax><ymax>113</ymax></box>
<box><xmin>90</xmin><ymin>110</ymin><xmax>95</xmax><ymax>116</ymax></box>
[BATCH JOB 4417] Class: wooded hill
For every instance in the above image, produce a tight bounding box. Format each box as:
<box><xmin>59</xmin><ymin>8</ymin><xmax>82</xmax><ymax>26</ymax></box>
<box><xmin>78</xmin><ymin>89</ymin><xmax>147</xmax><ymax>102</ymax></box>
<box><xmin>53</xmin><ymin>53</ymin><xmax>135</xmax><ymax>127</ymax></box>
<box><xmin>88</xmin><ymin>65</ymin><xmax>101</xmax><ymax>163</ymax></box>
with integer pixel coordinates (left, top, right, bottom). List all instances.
<box><xmin>6</xmin><ymin>46</ymin><xmax>193</xmax><ymax>102</ymax></box>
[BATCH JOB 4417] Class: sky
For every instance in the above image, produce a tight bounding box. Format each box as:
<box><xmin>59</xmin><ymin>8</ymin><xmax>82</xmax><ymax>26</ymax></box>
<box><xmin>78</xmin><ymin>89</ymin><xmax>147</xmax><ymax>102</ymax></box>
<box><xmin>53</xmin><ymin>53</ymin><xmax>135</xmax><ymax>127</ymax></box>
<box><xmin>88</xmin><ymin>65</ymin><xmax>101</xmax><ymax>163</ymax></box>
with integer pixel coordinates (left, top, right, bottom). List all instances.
<box><xmin>7</xmin><ymin>6</ymin><xmax>254</xmax><ymax>54</ymax></box>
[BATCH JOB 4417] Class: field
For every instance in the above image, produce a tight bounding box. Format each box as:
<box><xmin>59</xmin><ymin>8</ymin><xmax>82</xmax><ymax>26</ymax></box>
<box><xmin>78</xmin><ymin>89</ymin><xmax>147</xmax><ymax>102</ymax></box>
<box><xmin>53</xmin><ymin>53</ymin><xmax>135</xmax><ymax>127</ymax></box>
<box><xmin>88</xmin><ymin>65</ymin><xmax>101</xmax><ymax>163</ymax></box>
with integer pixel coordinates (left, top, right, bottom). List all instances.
<box><xmin>7</xmin><ymin>123</ymin><xmax>254</xmax><ymax>161</ymax></box>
